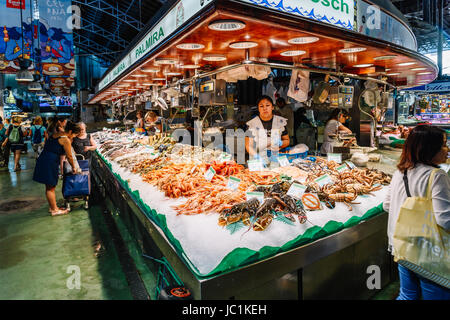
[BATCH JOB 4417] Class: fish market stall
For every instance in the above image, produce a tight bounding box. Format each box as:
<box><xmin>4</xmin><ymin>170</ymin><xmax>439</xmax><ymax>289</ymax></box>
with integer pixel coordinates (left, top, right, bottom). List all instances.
<box><xmin>86</xmin><ymin>0</ymin><xmax>437</xmax><ymax>299</ymax></box>
<box><xmin>90</xmin><ymin>130</ymin><xmax>396</xmax><ymax>299</ymax></box>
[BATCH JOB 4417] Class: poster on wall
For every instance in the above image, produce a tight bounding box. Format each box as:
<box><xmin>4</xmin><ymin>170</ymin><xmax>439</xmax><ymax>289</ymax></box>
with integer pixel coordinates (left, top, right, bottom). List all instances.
<box><xmin>0</xmin><ymin>0</ymin><xmax>74</xmax><ymax>96</ymax></box>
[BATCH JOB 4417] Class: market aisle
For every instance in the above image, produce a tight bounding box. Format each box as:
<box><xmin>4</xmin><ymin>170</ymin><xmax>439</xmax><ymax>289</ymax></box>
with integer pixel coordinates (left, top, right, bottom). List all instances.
<box><xmin>0</xmin><ymin>145</ymin><xmax>133</xmax><ymax>300</ymax></box>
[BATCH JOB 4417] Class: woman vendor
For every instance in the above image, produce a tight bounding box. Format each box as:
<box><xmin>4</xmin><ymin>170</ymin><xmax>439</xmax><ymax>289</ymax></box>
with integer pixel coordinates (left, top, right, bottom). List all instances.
<box><xmin>320</xmin><ymin>109</ymin><xmax>354</xmax><ymax>155</ymax></box>
<box><xmin>134</xmin><ymin>110</ymin><xmax>146</xmax><ymax>134</ymax></box>
<box><xmin>144</xmin><ymin>111</ymin><xmax>163</xmax><ymax>133</ymax></box>
<box><xmin>245</xmin><ymin>96</ymin><xmax>290</xmax><ymax>164</ymax></box>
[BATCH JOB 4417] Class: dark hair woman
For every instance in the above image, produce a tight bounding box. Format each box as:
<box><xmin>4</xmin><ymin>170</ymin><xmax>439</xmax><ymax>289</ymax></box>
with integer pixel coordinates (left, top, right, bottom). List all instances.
<box><xmin>320</xmin><ymin>109</ymin><xmax>352</xmax><ymax>155</ymax></box>
<box><xmin>383</xmin><ymin>125</ymin><xmax>450</xmax><ymax>300</ymax></box>
<box><xmin>245</xmin><ymin>95</ymin><xmax>290</xmax><ymax>164</ymax></box>
<box><xmin>33</xmin><ymin>121</ymin><xmax>82</xmax><ymax>216</ymax></box>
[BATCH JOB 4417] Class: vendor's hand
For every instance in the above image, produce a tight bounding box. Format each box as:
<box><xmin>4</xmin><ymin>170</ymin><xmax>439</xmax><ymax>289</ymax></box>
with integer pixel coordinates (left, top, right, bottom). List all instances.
<box><xmin>72</xmin><ymin>168</ymin><xmax>82</xmax><ymax>175</ymax></box>
<box><xmin>1</xmin><ymin>142</ymin><xmax>5</xmax><ymax>149</ymax></box>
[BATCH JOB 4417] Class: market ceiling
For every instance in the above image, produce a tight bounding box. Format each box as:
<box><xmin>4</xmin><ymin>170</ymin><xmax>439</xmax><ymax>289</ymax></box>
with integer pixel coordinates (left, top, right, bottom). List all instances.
<box><xmin>89</xmin><ymin>0</ymin><xmax>439</xmax><ymax>104</ymax></box>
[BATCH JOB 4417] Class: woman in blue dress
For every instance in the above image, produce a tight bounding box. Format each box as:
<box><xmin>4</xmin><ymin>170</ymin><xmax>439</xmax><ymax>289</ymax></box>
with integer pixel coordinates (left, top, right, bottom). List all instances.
<box><xmin>33</xmin><ymin>121</ymin><xmax>82</xmax><ymax>216</ymax></box>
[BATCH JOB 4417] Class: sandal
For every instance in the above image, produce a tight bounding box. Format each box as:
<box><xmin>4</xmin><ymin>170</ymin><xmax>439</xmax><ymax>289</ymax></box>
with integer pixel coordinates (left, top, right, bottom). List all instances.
<box><xmin>50</xmin><ymin>208</ymin><xmax>69</xmax><ymax>216</ymax></box>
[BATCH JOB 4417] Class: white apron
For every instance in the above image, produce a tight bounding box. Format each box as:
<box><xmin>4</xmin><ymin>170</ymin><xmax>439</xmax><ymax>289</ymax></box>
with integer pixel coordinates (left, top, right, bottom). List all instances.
<box><xmin>247</xmin><ymin>115</ymin><xmax>287</xmax><ymax>164</ymax></box>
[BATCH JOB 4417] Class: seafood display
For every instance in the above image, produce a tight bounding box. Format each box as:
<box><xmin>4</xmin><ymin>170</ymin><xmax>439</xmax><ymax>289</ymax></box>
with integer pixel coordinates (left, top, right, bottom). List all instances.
<box><xmin>93</xmin><ymin>129</ymin><xmax>392</xmax><ymax>233</ymax></box>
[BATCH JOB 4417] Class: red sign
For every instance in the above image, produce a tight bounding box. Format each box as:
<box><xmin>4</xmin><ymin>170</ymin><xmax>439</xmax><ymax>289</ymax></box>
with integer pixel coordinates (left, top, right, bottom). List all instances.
<box><xmin>6</xmin><ymin>0</ymin><xmax>25</xmax><ymax>9</ymax></box>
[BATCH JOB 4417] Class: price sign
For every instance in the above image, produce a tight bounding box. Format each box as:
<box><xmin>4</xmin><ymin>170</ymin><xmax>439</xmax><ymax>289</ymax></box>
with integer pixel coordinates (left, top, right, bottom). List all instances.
<box><xmin>248</xmin><ymin>159</ymin><xmax>264</xmax><ymax>171</ymax></box>
<box><xmin>286</xmin><ymin>183</ymin><xmax>307</xmax><ymax>199</ymax></box>
<box><xmin>314</xmin><ymin>174</ymin><xmax>333</xmax><ymax>187</ymax></box>
<box><xmin>145</xmin><ymin>146</ymin><xmax>155</xmax><ymax>153</ymax></box>
<box><xmin>301</xmin><ymin>193</ymin><xmax>322</xmax><ymax>211</ymax></box>
<box><xmin>204</xmin><ymin>167</ymin><xmax>216</xmax><ymax>181</ymax></box>
<box><xmin>327</xmin><ymin>153</ymin><xmax>342</xmax><ymax>164</ymax></box>
<box><xmin>345</xmin><ymin>160</ymin><xmax>356</xmax><ymax>169</ymax></box>
<box><xmin>278</xmin><ymin>156</ymin><xmax>291</xmax><ymax>167</ymax></box>
<box><xmin>149</xmin><ymin>152</ymin><xmax>160</xmax><ymax>160</ymax></box>
<box><xmin>246</xmin><ymin>191</ymin><xmax>265</xmax><ymax>204</ymax></box>
<box><xmin>227</xmin><ymin>176</ymin><xmax>241</xmax><ymax>190</ymax></box>
<box><xmin>336</xmin><ymin>164</ymin><xmax>349</xmax><ymax>173</ymax></box>
<box><xmin>220</xmin><ymin>153</ymin><xmax>233</xmax><ymax>161</ymax></box>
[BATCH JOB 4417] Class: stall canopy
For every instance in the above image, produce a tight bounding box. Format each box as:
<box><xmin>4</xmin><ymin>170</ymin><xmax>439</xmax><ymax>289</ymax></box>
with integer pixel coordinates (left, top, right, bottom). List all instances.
<box><xmin>89</xmin><ymin>0</ymin><xmax>438</xmax><ymax>104</ymax></box>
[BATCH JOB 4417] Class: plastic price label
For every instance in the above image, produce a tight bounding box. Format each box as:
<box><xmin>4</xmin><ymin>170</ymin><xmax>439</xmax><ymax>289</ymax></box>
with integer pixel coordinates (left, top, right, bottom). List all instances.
<box><xmin>286</xmin><ymin>183</ymin><xmax>307</xmax><ymax>199</ymax></box>
<box><xmin>314</xmin><ymin>174</ymin><xmax>333</xmax><ymax>187</ymax></box>
<box><xmin>345</xmin><ymin>160</ymin><xmax>356</xmax><ymax>169</ymax></box>
<box><xmin>220</xmin><ymin>153</ymin><xmax>233</xmax><ymax>161</ymax></box>
<box><xmin>246</xmin><ymin>191</ymin><xmax>265</xmax><ymax>204</ymax></box>
<box><xmin>336</xmin><ymin>164</ymin><xmax>349</xmax><ymax>173</ymax></box>
<box><xmin>248</xmin><ymin>159</ymin><xmax>264</xmax><ymax>171</ymax></box>
<box><xmin>227</xmin><ymin>176</ymin><xmax>241</xmax><ymax>190</ymax></box>
<box><xmin>327</xmin><ymin>153</ymin><xmax>342</xmax><ymax>164</ymax></box>
<box><xmin>278</xmin><ymin>156</ymin><xmax>290</xmax><ymax>167</ymax></box>
<box><xmin>204</xmin><ymin>167</ymin><xmax>216</xmax><ymax>181</ymax></box>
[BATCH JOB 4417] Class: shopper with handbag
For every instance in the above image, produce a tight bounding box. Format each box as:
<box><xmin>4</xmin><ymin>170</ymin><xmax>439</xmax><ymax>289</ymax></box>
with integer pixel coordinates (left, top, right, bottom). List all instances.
<box><xmin>383</xmin><ymin>125</ymin><xmax>450</xmax><ymax>300</ymax></box>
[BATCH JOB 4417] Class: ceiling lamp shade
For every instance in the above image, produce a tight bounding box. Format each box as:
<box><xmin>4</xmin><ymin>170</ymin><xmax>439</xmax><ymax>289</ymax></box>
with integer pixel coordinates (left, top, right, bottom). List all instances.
<box><xmin>155</xmin><ymin>58</ymin><xmax>178</xmax><ymax>65</ymax></box>
<box><xmin>141</xmin><ymin>67</ymin><xmax>159</xmax><ymax>73</ymax></box>
<box><xmin>180</xmin><ymin>64</ymin><xmax>201</xmax><ymax>69</ymax></box>
<box><xmin>353</xmin><ymin>64</ymin><xmax>373</xmax><ymax>68</ymax></box>
<box><xmin>280</xmin><ymin>50</ymin><xmax>306</xmax><ymax>56</ymax></box>
<box><xmin>288</xmin><ymin>36</ymin><xmax>319</xmax><ymax>44</ymax></box>
<box><xmin>16</xmin><ymin>69</ymin><xmax>34</xmax><ymax>82</ymax></box>
<box><xmin>176</xmin><ymin>43</ymin><xmax>205</xmax><ymax>50</ymax></box>
<box><xmin>208</xmin><ymin>20</ymin><xmax>246</xmax><ymax>31</ymax></box>
<box><xmin>373</xmin><ymin>55</ymin><xmax>397</xmax><ymax>60</ymax></box>
<box><xmin>28</xmin><ymin>81</ymin><xmax>42</xmax><ymax>91</ymax></box>
<box><xmin>203</xmin><ymin>54</ymin><xmax>227</xmax><ymax>61</ymax></box>
<box><xmin>229</xmin><ymin>41</ymin><xmax>258</xmax><ymax>49</ymax></box>
<box><xmin>398</xmin><ymin>62</ymin><xmax>416</xmax><ymax>66</ymax></box>
<box><xmin>339</xmin><ymin>47</ymin><xmax>366</xmax><ymax>53</ymax></box>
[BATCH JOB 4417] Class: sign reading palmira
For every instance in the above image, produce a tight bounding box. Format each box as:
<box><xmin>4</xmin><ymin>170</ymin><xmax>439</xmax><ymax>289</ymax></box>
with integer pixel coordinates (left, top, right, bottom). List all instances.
<box><xmin>135</xmin><ymin>27</ymin><xmax>165</xmax><ymax>61</ymax></box>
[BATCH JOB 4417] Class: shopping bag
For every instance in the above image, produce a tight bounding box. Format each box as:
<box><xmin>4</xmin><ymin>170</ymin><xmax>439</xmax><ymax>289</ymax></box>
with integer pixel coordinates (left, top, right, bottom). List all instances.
<box><xmin>392</xmin><ymin>169</ymin><xmax>450</xmax><ymax>288</ymax></box>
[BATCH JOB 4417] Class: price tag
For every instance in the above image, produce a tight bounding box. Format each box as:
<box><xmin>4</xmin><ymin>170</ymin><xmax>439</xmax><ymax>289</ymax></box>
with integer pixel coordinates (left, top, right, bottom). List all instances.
<box><xmin>314</xmin><ymin>174</ymin><xmax>333</xmax><ymax>187</ymax></box>
<box><xmin>246</xmin><ymin>191</ymin><xmax>265</xmax><ymax>204</ymax></box>
<box><xmin>248</xmin><ymin>159</ymin><xmax>264</xmax><ymax>171</ymax></box>
<box><xmin>345</xmin><ymin>160</ymin><xmax>356</xmax><ymax>169</ymax></box>
<box><xmin>327</xmin><ymin>153</ymin><xmax>342</xmax><ymax>164</ymax></box>
<box><xmin>220</xmin><ymin>153</ymin><xmax>233</xmax><ymax>161</ymax></box>
<box><xmin>278</xmin><ymin>156</ymin><xmax>290</xmax><ymax>167</ymax></box>
<box><xmin>204</xmin><ymin>167</ymin><xmax>216</xmax><ymax>181</ymax></box>
<box><xmin>145</xmin><ymin>146</ymin><xmax>155</xmax><ymax>153</ymax></box>
<box><xmin>286</xmin><ymin>183</ymin><xmax>307</xmax><ymax>199</ymax></box>
<box><xmin>227</xmin><ymin>176</ymin><xmax>241</xmax><ymax>190</ymax></box>
<box><xmin>149</xmin><ymin>152</ymin><xmax>160</xmax><ymax>159</ymax></box>
<box><xmin>301</xmin><ymin>193</ymin><xmax>322</xmax><ymax>210</ymax></box>
<box><xmin>336</xmin><ymin>164</ymin><xmax>349</xmax><ymax>173</ymax></box>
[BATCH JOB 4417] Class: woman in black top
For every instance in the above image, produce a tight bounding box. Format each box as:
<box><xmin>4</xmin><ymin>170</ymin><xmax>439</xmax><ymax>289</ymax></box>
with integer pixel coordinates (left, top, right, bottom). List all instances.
<box><xmin>1</xmin><ymin>117</ymin><xmax>27</xmax><ymax>171</ymax></box>
<box><xmin>72</xmin><ymin>122</ymin><xmax>97</xmax><ymax>159</ymax></box>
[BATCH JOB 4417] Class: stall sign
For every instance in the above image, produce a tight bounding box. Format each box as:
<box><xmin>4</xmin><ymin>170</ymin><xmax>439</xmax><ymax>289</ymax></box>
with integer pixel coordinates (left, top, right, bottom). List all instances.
<box><xmin>240</xmin><ymin>0</ymin><xmax>355</xmax><ymax>30</ymax></box>
<box><xmin>336</xmin><ymin>163</ymin><xmax>349</xmax><ymax>173</ymax></box>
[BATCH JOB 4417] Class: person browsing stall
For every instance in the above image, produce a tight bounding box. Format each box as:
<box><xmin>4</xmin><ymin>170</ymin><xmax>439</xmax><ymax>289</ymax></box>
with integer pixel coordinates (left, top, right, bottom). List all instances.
<box><xmin>144</xmin><ymin>111</ymin><xmax>163</xmax><ymax>133</ymax></box>
<box><xmin>245</xmin><ymin>96</ymin><xmax>290</xmax><ymax>164</ymax></box>
<box><xmin>32</xmin><ymin>121</ymin><xmax>82</xmax><ymax>216</ymax></box>
<box><xmin>72</xmin><ymin>122</ymin><xmax>97</xmax><ymax>159</ymax></box>
<box><xmin>383</xmin><ymin>125</ymin><xmax>449</xmax><ymax>300</ymax></box>
<box><xmin>320</xmin><ymin>109</ymin><xmax>353</xmax><ymax>155</ymax></box>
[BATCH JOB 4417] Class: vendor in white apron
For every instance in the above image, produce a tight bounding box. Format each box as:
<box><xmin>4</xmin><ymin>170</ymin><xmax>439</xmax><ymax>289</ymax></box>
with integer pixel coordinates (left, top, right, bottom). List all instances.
<box><xmin>320</xmin><ymin>109</ymin><xmax>353</xmax><ymax>155</ymax></box>
<box><xmin>245</xmin><ymin>96</ymin><xmax>290</xmax><ymax>165</ymax></box>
